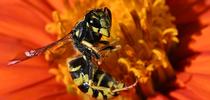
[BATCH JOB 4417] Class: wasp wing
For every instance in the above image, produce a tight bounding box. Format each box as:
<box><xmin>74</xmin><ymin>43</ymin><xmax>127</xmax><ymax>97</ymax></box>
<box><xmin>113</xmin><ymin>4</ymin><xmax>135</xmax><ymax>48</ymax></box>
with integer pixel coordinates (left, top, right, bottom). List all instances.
<box><xmin>8</xmin><ymin>34</ymin><xmax>72</xmax><ymax>65</ymax></box>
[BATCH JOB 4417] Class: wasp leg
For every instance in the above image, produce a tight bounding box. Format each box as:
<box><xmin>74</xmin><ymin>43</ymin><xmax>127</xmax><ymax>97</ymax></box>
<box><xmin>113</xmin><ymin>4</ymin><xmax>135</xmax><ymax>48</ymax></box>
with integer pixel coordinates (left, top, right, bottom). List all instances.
<box><xmin>90</xmin><ymin>78</ymin><xmax>137</xmax><ymax>94</ymax></box>
<box><xmin>90</xmin><ymin>85</ymin><xmax>111</xmax><ymax>92</ymax></box>
<box><xmin>112</xmin><ymin>79</ymin><xmax>138</xmax><ymax>93</ymax></box>
<box><xmin>99</xmin><ymin>45</ymin><xmax>115</xmax><ymax>51</ymax></box>
<box><xmin>88</xmin><ymin>82</ymin><xmax>117</xmax><ymax>99</ymax></box>
<box><xmin>98</xmin><ymin>41</ymin><xmax>121</xmax><ymax>58</ymax></box>
<box><xmin>98</xmin><ymin>40</ymin><xmax>114</xmax><ymax>51</ymax></box>
<box><xmin>79</xmin><ymin>82</ymin><xmax>113</xmax><ymax>100</ymax></box>
<box><xmin>98</xmin><ymin>40</ymin><xmax>110</xmax><ymax>45</ymax></box>
<box><xmin>81</xmin><ymin>40</ymin><xmax>101</xmax><ymax>59</ymax></box>
<box><xmin>98</xmin><ymin>39</ymin><xmax>121</xmax><ymax>51</ymax></box>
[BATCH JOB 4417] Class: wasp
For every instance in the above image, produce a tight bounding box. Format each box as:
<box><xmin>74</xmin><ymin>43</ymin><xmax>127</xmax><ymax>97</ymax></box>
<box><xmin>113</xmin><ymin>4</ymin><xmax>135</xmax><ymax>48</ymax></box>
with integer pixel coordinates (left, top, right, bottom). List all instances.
<box><xmin>8</xmin><ymin>7</ymin><xmax>137</xmax><ymax>99</ymax></box>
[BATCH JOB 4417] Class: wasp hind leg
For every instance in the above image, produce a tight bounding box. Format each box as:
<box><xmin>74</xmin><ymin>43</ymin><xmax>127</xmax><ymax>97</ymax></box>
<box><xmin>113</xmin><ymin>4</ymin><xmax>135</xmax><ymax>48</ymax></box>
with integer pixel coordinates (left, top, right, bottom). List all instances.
<box><xmin>111</xmin><ymin>79</ymin><xmax>138</xmax><ymax>93</ymax></box>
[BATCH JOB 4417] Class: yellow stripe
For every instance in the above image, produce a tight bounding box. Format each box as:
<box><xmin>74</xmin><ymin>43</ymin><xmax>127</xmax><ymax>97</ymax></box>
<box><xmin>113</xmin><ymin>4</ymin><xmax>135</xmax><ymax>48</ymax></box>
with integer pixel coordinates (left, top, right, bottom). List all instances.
<box><xmin>70</xmin><ymin>65</ymin><xmax>81</xmax><ymax>72</ymax></box>
<box><xmin>100</xmin><ymin>19</ymin><xmax>106</xmax><ymax>27</ymax></box>
<box><xmin>97</xmin><ymin>74</ymin><xmax>105</xmax><ymax>86</ymax></box>
<box><xmin>102</xmin><ymin>89</ymin><xmax>113</xmax><ymax>99</ymax></box>
<box><xmin>75</xmin><ymin>30</ymin><xmax>80</xmax><ymax>37</ymax></box>
<box><xmin>108</xmin><ymin>81</ymin><xmax>114</xmax><ymax>88</ymax></box>
<box><xmin>81</xmin><ymin>40</ymin><xmax>98</xmax><ymax>53</ymax></box>
<box><xmin>99</xmin><ymin>28</ymin><xmax>109</xmax><ymax>37</ymax></box>
<box><xmin>86</xmin><ymin>23</ymin><xmax>89</xmax><ymax>27</ymax></box>
<box><xmin>81</xmin><ymin>40</ymin><xmax>93</xmax><ymax>48</ymax></box>
<box><xmin>91</xmin><ymin>15</ymin><xmax>98</xmax><ymax>19</ymax></box>
<box><xmin>73</xmin><ymin>73</ymin><xmax>83</xmax><ymax>85</ymax></box>
<box><xmin>97</xmin><ymin>92</ymin><xmax>103</xmax><ymax>100</ymax></box>
<box><xmin>92</xmin><ymin>26</ymin><xmax>99</xmax><ymax>33</ymax></box>
<box><xmin>87</xmin><ymin>88</ymin><xmax>93</xmax><ymax>96</ymax></box>
<box><xmin>102</xmin><ymin>89</ymin><xmax>110</xmax><ymax>97</ymax></box>
<box><xmin>83</xmin><ymin>74</ymin><xmax>89</xmax><ymax>83</ymax></box>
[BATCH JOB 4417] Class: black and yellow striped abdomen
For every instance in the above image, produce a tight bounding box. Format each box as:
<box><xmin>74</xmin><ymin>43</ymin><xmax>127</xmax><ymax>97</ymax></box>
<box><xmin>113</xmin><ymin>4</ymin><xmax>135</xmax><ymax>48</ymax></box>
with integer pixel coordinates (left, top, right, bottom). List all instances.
<box><xmin>67</xmin><ymin>56</ymin><xmax>124</xmax><ymax>99</ymax></box>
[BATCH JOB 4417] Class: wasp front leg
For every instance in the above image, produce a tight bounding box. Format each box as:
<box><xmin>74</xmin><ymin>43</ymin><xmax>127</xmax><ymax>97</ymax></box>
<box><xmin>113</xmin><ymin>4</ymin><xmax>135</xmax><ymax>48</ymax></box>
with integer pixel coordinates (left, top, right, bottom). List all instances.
<box><xmin>74</xmin><ymin>40</ymin><xmax>102</xmax><ymax>80</ymax></box>
<box><xmin>97</xmin><ymin>40</ymin><xmax>121</xmax><ymax>59</ymax></box>
<box><xmin>75</xmin><ymin>40</ymin><xmax>100</xmax><ymax>60</ymax></box>
<box><xmin>98</xmin><ymin>40</ymin><xmax>121</xmax><ymax>51</ymax></box>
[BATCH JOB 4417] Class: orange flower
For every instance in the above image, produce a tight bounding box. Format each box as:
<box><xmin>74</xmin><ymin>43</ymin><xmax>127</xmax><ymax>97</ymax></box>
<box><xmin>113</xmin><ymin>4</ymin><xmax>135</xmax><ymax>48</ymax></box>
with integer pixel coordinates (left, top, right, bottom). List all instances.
<box><xmin>0</xmin><ymin>1</ymin><xmax>79</xmax><ymax>100</ymax></box>
<box><xmin>166</xmin><ymin>0</ymin><xmax>210</xmax><ymax>99</ymax></box>
<box><xmin>0</xmin><ymin>0</ymin><xmax>209</xmax><ymax>100</ymax></box>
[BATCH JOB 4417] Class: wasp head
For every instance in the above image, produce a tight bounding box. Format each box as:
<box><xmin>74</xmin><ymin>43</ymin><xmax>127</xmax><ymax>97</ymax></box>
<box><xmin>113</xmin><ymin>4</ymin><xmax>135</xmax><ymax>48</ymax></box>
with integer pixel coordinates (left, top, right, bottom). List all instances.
<box><xmin>85</xmin><ymin>7</ymin><xmax>112</xmax><ymax>37</ymax></box>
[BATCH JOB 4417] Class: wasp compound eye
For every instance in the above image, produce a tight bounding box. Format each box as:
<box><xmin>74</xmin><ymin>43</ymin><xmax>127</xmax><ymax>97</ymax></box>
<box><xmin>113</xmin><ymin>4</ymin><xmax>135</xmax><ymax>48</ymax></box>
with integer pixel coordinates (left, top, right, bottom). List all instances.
<box><xmin>89</xmin><ymin>18</ymin><xmax>101</xmax><ymax>28</ymax></box>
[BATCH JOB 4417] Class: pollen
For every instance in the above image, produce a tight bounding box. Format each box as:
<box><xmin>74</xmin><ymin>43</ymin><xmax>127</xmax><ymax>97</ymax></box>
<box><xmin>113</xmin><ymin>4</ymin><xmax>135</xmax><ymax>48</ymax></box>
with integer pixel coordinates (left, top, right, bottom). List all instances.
<box><xmin>45</xmin><ymin>0</ymin><xmax>178</xmax><ymax>99</ymax></box>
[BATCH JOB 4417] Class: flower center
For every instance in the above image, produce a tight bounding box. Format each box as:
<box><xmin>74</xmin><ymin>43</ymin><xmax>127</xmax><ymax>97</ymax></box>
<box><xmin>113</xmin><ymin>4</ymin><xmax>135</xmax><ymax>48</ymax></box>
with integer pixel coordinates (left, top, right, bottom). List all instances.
<box><xmin>45</xmin><ymin>0</ymin><xmax>179</xmax><ymax>98</ymax></box>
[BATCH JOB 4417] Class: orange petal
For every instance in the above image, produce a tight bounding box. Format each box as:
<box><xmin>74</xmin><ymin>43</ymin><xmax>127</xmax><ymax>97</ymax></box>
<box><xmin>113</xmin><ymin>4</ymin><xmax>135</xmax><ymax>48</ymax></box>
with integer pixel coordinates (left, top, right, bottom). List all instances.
<box><xmin>0</xmin><ymin>1</ymin><xmax>54</xmax><ymax>46</ymax></box>
<box><xmin>185</xmin><ymin>53</ymin><xmax>210</xmax><ymax>75</ymax></box>
<box><xmin>0</xmin><ymin>34</ymin><xmax>51</xmax><ymax>96</ymax></box>
<box><xmin>189</xmin><ymin>26</ymin><xmax>210</xmax><ymax>52</ymax></box>
<box><xmin>46</xmin><ymin>0</ymin><xmax>67</xmax><ymax>12</ymax></box>
<box><xmin>0</xmin><ymin>30</ymin><xmax>78</xmax><ymax>100</ymax></box>
<box><xmin>148</xmin><ymin>93</ymin><xmax>169</xmax><ymax>100</ymax></box>
<box><xmin>167</xmin><ymin>0</ymin><xmax>210</xmax><ymax>24</ymax></box>
<box><xmin>198</xmin><ymin>0</ymin><xmax>210</xmax><ymax>25</ymax></box>
<box><xmin>171</xmin><ymin>72</ymin><xmax>210</xmax><ymax>99</ymax></box>
<box><xmin>0</xmin><ymin>64</ymin><xmax>51</xmax><ymax>94</ymax></box>
<box><xmin>1</xmin><ymin>76</ymin><xmax>79</xmax><ymax>100</ymax></box>
<box><xmin>0</xmin><ymin>34</ymin><xmax>47</xmax><ymax>65</ymax></box>
<box><xmin>170</xmin><ymin>88</ymin><xmax>203</xmax><ymax>100</ymax></box>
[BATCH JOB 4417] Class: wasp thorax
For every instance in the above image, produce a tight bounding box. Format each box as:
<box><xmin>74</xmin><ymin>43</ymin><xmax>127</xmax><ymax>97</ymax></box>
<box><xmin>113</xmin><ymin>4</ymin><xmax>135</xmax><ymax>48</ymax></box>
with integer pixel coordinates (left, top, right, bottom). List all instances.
<box><xmin>85</xmin><ymin>7</ymin><xmax>112</xmax><ymax>37</ymax></box>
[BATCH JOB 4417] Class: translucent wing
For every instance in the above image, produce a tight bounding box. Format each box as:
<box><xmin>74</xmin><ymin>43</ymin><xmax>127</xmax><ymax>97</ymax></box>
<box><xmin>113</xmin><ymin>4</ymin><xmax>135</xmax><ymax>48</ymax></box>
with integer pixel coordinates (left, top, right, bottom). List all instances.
<box><xmin>8</xmin><ymin>34</ymin><xmax>72</xmax><ymax>65</ymax></box>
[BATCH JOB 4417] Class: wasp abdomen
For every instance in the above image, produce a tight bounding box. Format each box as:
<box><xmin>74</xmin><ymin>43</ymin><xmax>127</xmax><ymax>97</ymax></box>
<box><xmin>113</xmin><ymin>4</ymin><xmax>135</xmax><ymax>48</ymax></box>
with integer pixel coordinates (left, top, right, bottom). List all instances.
<box><xmin>67</xmin><ymin>56</ymin><xmax>124</xmax><ymax>99</ymax></box>
<box><xmin>78</xmin><ymin>83</ymin><xmax>108</xmax><ymax>99</ymax></box>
